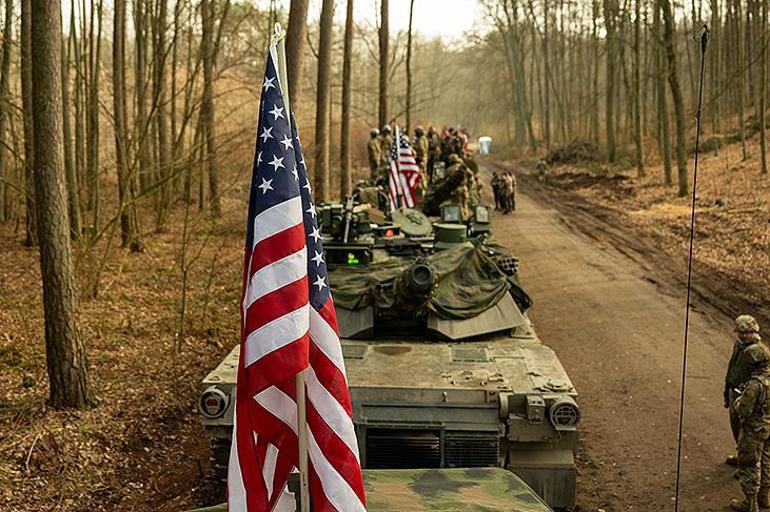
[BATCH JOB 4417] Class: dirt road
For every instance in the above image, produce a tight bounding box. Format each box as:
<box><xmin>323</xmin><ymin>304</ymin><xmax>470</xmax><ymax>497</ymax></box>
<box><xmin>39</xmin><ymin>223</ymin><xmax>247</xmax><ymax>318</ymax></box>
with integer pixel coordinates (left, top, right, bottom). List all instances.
<box><xmin>484</xmin><ymin>163</ymin><xmax>739</xmax><ymax>511</ymax></box>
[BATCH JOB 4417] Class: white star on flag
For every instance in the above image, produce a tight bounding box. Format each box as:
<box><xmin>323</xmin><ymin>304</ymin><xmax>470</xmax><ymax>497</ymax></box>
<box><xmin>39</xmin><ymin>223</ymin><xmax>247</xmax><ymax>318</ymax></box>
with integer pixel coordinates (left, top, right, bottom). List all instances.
<box><xmin>306</xmin><ymin>203</ymin><xmax>316</xmax><ymax>218</ymax></box>
<box><xmin>269</xmin><ymin>104</ymin><xmax>284</xmax><ymax>120</ymax></box>
<box><xmin>313</xmin><ymin>275</ymin><xmax>327</xmax><ymax>291</ymax></box>
<box><xmin>291</xmin><ymin>165</ymin><xmax>299</xmax><ymax>181</ymax></box>
<box><xmin>268</xmin><ymin>154</ymin><xmax>285</xmax><ymax>172</ymax></box>
<box><xmin>280</xmin><ymin>135</ymin><xmax>294</xmax><ymax>150</ymax></box>
<box><xmin>309</xmin><ymin>226</ymin><xmax>321</xmax><ymax>243</ymax></box>
<box><xmin>311</xmin><ymin>250</ymin><xmax>324</xmax><ymax>267</ymax></box>
<box><xmin>262</xmin><ymin>76</ymin><xmax>275</xmax><ymax>92</ymax></box>
<box><xmin>256</xmin><ymin>151</ymin><xmax>262</xmax><ymax>166</ymax></box>
<box><xmin>260</xmin><ymin>126</ymin><xmax>274</xmax><ymax>143</ymax></box>
<box><xmin>258</xmin><ymin>177</ymin><xmax>273</xmax><ymax>194</ymax></box>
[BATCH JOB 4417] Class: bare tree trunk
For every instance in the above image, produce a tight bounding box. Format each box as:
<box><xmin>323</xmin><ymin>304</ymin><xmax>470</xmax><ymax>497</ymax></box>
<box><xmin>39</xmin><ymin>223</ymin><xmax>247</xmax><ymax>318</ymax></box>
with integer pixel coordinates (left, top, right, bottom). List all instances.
<box><xmin>30</xmin><ymin>0</ymin><xmax>90</xmax><ymax>409</ymax></box>
<box><xmin>544</xmin><ymin>0</ymin><xmax>551</xmax><ymax>147</ymax></box>
<box><xmin>735</xmin><ymin>0</ymin><xmax>748</xmax><ymax>160</ymax></box>
<box><xmin>286</xmin><ymin>0</ymin><xmax>309</xmax><ymax>105</ymax></box>
<box><xmin>603</xmin><ymin>0</ymin><xmax>617</xmax><ymax>162</ymax></box>
<box><xmin>134</xmin><ymin>0</ymin><xmax>151</xmax><ymax>193</ymax></box>
<box><xmin>591</xmin><ymin>0</ymin><xmax>600</xmax><ymax>144</ymax></box>
<box><xmin>378</xmin><ymin>0</ymin><xmax>389</xmax><ymax>128</ymax></box>
<box><xmin>633</xmin><ymin>0</ymin><xmax>644</xmax><ymax>176</ymax></box>
<box><xmin>655</xmin><ymin>0</ymin><xmax>672</xmax><ymax>185</ymax></box>
<box><xmin>113</xmin><ymin>0</ymin><xmax>141</xmax><ymax>251</ymax></box>
<box><xmin>757</xmin><ymin>0</ymin><xmax>768</xmax><ymax>174</ymax></box>
<box><xmin>200</xmin><ymin>0</ymin><xmax>220</xmax><ymax>216</ymax></box>
<box><xmin>340</xmin><ymin>0</ymin><xmax>354</xmax><ymax>197</ymax></box>
<box><xmin>61</xmin><ymin>6</ymin><xmax>81</xmax><ymax>240</ymax></box>
<box><xmin>154</xmin><ymin>0</ymin><xmax>171</xmax><ymax>230</ymax></box>
<box><xmin>660</xmin><ymin>0</ymin><xmax>688</xmax><ymax>197</ymax></box>
<box><xmin>0</xmin><ymin>0</ymin><xmax>13</xmax><ymax>222</ymax></box>
<box><xmin>314</xmin><ymin>0</ymin><xmax>334</xmax><ymax>202</ymax></box>
<box><xmin>405</xmin><ymin>0</ymin><xmax>414</xmax><ymax>134</ymax></box>
<box><xmin>21</xmin><ymin>0</ymin><xmax>37</xmax><ymax>245</ymax></box>
<box><xmin>86</xmin><ymin>0</ymin><xmax>103</xmax><ymax>233</ymax></box>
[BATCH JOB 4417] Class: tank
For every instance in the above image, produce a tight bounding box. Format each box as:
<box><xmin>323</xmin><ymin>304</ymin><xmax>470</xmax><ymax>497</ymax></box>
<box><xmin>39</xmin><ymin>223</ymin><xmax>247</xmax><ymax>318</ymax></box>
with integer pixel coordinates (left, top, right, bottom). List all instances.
<box><xmin>198</xmin><ymin>196</ymin><xmax>580</xmax><ymax>509</ymax></box>
<box><xmin>185</xmin><ymin>468</ymin><xmax>553</xmax><ymax>512</ymax></box>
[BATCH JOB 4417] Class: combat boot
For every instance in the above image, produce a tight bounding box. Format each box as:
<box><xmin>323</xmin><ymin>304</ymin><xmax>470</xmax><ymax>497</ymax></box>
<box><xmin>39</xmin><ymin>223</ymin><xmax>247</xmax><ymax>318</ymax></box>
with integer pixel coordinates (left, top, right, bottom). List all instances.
<box><xmin>758</xmin><ymin>487</ymin><xmax>770</xmax><ymax>508</ymax></box>
<box><xmin>730</xmin><ymin>495</ymin><xmax>759</xmax><ymax>512</ymax></box>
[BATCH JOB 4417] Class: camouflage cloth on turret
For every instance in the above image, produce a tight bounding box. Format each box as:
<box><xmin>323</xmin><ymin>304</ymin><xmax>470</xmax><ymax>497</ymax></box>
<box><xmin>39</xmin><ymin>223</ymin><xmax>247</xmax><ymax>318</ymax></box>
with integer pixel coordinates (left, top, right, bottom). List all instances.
<box><xmin>329</xmin><ymin>241</ymin><xmax>532</xmax><ymax>320</ymax></box>
<box><xmin>184</xmin><ymin>468</ymin><xmax>552</xmax><ymax>512</ymax></box>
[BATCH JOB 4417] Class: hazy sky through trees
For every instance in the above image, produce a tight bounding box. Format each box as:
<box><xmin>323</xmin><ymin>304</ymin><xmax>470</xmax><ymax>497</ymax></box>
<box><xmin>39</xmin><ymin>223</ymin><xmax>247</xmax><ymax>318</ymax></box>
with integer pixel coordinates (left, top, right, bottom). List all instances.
<box><xmin>61</xmin><ymin>1</ymin><xmax>486</xmax><ymax>41</ymax></box>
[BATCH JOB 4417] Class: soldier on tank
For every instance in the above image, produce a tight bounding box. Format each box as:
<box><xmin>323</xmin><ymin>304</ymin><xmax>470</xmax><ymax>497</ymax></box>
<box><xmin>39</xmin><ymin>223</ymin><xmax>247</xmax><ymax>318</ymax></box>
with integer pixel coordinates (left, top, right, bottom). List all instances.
<box><xmin>376</xmin><ymin>124</ymin><xmax>393</xmax><ymax>183</ymax></box>
<box><xmin>426</xmin><ymin>126</ymin><xmax>441</xmax><ymax>179</ymax></box>
<box><xmin>726</xmin><ymin>316</ymin><xmax>769</xmax><ymax>466</ymax></box>
<box><xmin>367</xmin><ymin>128</ymin><xmax>381</xmax><ymax>181</ymax></box>
<box><xmin>730</xmin><ymin>345</ymin><xmax>770</xmax><ymax>512</ymax></box>
<box><xmin>446</xmin><ymin>153</ymin><xmax>472</xmax><ymax>219</ymax></box>
<box><xmin>413</xmin><ymin>126</ymin><xmax>429</xmax><ymax>173</ymax></box>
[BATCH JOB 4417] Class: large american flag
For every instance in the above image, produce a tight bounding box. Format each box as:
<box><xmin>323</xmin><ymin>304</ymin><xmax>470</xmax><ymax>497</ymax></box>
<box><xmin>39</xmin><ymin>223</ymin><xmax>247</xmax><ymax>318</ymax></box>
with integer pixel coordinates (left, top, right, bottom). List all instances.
<box><xmin>228</xmin><ymin>45</ymin><xmax>366</xmax><ymax>512</ymax></box>
<box><xmin>388</xmin><ymin>125</ymin><xmax>421</xmax><ymax>211</ymax></box>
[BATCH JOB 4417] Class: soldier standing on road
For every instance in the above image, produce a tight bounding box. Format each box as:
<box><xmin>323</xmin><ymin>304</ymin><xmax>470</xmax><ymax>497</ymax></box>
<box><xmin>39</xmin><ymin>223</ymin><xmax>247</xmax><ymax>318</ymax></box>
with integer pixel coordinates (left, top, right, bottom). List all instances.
<box><xmin>729</xmin><ymin>347</ymin><xmax>770</xmax><ymax>512</ymax></box>
<box><xmin>726</xmin><ymin>316</ymin><xmax>769</xmax><ymax>466</ymax></box>
<box><xmin>367</xmin><ymin>128</ymin><xmax>381</xmax><ymax>181</ymax></box>
<box><xmin>508</xmin><ymin>171</ymin><xmax>517</xmax><ymax>212</ymax></box>
<box><xmin>491</xmin><ymin>172</ymin><xmax>502</xmax><ymax>211</ymax></box>
<box><xmin>536</xmin><ymin>159</ymin><xmax>549</xmax><ymax>182</ymax></box>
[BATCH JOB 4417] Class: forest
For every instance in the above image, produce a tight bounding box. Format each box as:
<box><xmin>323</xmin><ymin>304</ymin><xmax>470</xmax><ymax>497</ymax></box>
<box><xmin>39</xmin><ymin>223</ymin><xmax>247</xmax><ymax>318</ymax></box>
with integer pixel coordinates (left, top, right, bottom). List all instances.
<box><xmin>0</xmin><ymin>0</ymin><xmax>768</xmax><ymax>510</ymax></box>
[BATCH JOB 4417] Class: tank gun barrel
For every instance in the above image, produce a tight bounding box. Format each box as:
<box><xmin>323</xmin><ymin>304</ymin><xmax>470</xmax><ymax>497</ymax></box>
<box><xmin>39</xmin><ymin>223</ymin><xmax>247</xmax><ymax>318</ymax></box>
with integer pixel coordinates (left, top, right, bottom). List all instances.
<box><xmin>393</xmin><ymin>258</ymin><xmax>435</xmax><ymax>312</ymax></box>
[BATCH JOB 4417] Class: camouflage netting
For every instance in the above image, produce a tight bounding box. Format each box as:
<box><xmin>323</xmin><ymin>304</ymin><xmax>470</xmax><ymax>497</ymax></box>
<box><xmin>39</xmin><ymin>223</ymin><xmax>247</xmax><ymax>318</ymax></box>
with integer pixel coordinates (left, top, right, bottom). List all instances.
<box><xmin>329</xmin><ymin>241</ymin><xmax>532</xmax><ymax>320</ymax></box>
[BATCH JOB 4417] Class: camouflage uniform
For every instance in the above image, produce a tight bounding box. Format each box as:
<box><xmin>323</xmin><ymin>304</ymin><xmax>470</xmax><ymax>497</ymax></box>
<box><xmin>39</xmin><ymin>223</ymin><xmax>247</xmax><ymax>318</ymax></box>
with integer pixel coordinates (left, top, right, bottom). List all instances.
<box><xmin>414</xmin><ymin>132</ymin><xmax>429</xmax><ymax>174</ymax></box>
<box><xmin>726</xmin><ymin>335</ymin><xmax>770</xmax><ymax>441</ymax></box>
<box><xmin>368</xmin><ymin>130</ymin><xmax>382</xmax><ymax>181</ymax></box>
<box><xmin>378</xmin><ymin>129</ymin><xmax>393</xmax><ymax>182</ymax></box>
<box><xmin>732</xmin><ymin>366</ymin><xmax>770</xmax><ymax>512</ymax></box>
<box><xmin>726</xmin><ymin>316</ymin><xmax>768</xmax><ymax>442</ymax></box>
<box><xmin>446</xmin><ymin>154</ymin><xmax>472</xmax><ymax>219</ymax></box>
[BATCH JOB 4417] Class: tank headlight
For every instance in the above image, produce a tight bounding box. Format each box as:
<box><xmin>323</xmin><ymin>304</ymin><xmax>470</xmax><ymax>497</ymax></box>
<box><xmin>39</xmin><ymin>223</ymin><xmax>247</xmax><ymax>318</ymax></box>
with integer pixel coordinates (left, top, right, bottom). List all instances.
<box><xmin>200</xmin><ymin>386</ymin><xmax>230</xmax><ymax>419</ymax></box>
<box><xmin>549</xmin><ymin>397</ymin><xmax>581</xmax><ymax>431</ymax></box>
<box><xmin>474</xmin><ymin>205</ymin><xmax>490</xmax><ymax>224</ymax></box>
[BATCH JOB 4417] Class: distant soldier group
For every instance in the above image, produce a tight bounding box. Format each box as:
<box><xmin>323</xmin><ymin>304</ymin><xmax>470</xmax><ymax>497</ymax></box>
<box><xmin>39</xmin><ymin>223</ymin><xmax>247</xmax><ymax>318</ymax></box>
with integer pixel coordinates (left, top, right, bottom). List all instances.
<box><xmin>491</xmin><ymin>171</ymin><xmax>516</xmax><ymax>214</ymax></box>
<box><xmin>366</xmin><ymin>123</ymin><xmax>481</xmax><ymax>215</ymax></box>
<box><xmin>725</xmin><ymin>315</ymin><xmax>770</xmax><ymax>512</ymax></box>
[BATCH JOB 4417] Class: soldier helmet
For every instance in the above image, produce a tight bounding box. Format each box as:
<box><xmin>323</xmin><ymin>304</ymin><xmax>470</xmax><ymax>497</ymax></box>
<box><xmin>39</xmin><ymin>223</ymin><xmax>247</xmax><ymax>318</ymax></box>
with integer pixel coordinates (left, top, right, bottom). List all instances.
<box><xmin>447</xmin><ymin>153</ymin><xmax>462</xmax><ymax>165</ymax></box>
<box><xmin>370</xmin><ymin>128</ymin><xmax>379</xmax><ymax>137</ymax></box>
<box><xmin>735</xmin><ymin>315</ymin><xmax>761</xmax><ymax>334</ymax></box>
<box><xmin>381</xmin><ymin>124</ymin><xmax>392</xmax><ymax>134</ymax></box>
<box><xmin>415</xmin><ymin>125</ymin><xmax>424</xmax><ymax>136</ymax></box>
<box><xmin>745</xmin><ymin>343</ymin><xmax>770</xmax><ymax>366</ymax></box>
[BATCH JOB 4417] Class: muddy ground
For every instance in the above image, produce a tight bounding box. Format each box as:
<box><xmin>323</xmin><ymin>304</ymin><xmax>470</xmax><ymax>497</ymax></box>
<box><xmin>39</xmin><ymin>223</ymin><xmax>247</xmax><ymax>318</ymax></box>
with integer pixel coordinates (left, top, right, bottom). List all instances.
<box><xmin>485</xmin><ymin>157</ymin><xmax>768</xmax><ymax>511</ymax></box>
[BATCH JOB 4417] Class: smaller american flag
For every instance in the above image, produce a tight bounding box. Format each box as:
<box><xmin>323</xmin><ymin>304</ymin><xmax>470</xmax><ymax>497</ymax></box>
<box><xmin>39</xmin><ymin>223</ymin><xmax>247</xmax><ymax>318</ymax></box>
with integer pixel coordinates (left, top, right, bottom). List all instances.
<box><xmin>388</xmin><ymin>125</ymin><xmax>421</xmax><ymax>210</ymax></box>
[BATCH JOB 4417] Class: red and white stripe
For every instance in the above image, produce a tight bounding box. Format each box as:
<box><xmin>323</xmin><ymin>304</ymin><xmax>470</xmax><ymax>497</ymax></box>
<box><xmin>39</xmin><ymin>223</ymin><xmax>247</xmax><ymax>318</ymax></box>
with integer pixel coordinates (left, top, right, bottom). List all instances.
<box><xmin>388</xmin><ymin>127</ymin><xmax>421</xmax><ymax>211</ymax></box>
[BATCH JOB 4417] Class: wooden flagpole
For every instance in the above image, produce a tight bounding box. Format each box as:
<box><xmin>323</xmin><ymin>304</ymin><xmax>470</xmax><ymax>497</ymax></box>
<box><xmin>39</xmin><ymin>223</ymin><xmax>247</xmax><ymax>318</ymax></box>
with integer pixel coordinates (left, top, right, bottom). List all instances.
<box><xmin>272</xmin><ymin>23</ymin><xmax>310</xmax><ymax>512</ymax></box>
